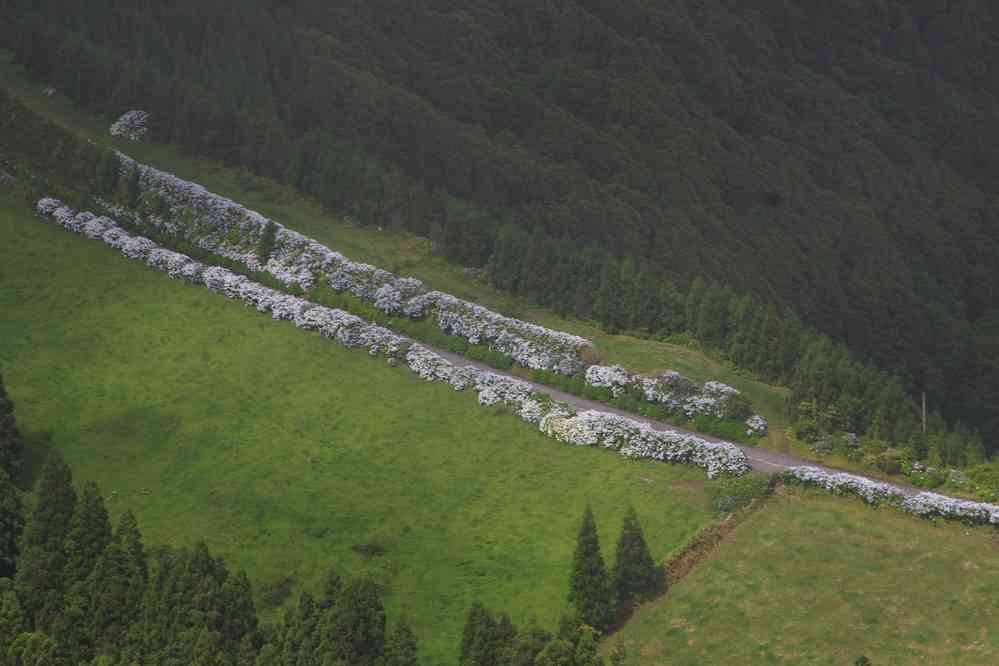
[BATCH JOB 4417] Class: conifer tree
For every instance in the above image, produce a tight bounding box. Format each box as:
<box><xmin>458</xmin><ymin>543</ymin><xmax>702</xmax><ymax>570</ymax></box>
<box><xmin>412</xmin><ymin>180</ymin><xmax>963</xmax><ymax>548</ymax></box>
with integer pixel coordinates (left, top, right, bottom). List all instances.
<box><xmin>323</xmin><ymin>578</ymin><xmax>385</xmax><ymax>666</ymax></box>
<box><xmin>459</xmin><ymin>602</ymin><xmax>498</xmax><ymax>666</ymax></box>
<box><xmin>612</xmin><ymin>506</ymin><xmax>662</xmax><ymax>604</ymax></box>
<box><xmin>63</xmin><ymin>481</ymin><xmax>112</xmax><ymax>585</ymax></box>
<box><xmin>14</xmin><ymin>453</ymin><xmax>77</xmax><ymax>630</ymax></box>
<box><xmin>0</xmin><ymin>372</ymin><xmax>23</xmax><ymax>478</ymax></box>
<box><xmin>384</xmin><ymin>617</ymin><xmax>420</xmax><ymax>666</ymax></box>
<box><xmin>568</xmin><ymin>506</ymin><xmax>613</xmax><ymax>631</ymax></box>
<box><xmin>0</xmin><ymin>579</ymin><xmax>26</xmax><ymax>649</ymax></box>
<box><xmin>0</xmin><ymin>471</ymin><xmax>23</xmax><ymax>579</ymax></box>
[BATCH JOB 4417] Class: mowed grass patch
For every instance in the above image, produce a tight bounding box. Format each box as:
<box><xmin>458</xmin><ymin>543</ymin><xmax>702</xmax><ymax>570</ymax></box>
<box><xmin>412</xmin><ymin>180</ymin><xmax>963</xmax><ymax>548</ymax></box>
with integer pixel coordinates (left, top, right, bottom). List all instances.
<box><xmin>0</xmin><ymin>192</ymin><xmax>715</xmax><ymax>663</ymax></box>
<box><xmin>604</xmin><ymin>487</ymin><xmax>999</xmax><ymax>665</ymax></box>
<box><xmin>0</xmin><ymin>53</ymin><xmax>792</xmax><ymax>455</ymax></box>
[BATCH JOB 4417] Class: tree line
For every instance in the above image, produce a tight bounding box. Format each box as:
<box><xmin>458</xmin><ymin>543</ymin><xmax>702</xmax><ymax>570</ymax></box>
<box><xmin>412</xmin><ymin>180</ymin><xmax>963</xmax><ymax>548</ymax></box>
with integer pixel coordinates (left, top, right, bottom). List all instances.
<box><xmin>2</xmin><ymin>0</ymin><xmax>998</xmax><ymax>451</ymax></box>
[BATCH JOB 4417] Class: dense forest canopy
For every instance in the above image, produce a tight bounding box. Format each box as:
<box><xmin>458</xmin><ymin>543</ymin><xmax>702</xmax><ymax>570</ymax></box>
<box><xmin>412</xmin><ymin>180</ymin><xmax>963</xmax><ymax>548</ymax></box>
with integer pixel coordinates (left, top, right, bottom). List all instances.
<box><xmin>3</xmin><ymin>0</ymin><xmax>998</xmax><ymax>445</ymax></box>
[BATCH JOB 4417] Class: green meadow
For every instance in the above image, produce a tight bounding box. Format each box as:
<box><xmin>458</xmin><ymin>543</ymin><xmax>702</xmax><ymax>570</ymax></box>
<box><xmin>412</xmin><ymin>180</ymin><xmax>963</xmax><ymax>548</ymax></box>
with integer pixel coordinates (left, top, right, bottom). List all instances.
<box><xmin>0</xmin><ymin>191</ymin><xmax>716</xmax><ymax>663</ymax></box>
<box><xmin>605</xmin><ymin>487</ymin><xmax>999</xmax><ymax>665</ymax></box>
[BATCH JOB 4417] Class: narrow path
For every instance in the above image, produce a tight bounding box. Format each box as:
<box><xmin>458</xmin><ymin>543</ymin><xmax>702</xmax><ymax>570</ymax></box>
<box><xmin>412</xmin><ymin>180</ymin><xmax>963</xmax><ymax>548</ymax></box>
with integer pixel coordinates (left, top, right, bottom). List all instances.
<box><xmin>432</xmin><ymin>348</ymin><xmax>933</xmax><ymax>497</ymax></box>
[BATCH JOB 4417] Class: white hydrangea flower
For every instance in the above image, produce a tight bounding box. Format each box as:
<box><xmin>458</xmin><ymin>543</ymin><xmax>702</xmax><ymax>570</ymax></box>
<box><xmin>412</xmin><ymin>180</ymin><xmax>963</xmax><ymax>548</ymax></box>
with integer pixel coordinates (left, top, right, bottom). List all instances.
<box><xmin>109</xmin><ymin>110</ymin><xmax>150</xmax><ymax>141</ymax></box>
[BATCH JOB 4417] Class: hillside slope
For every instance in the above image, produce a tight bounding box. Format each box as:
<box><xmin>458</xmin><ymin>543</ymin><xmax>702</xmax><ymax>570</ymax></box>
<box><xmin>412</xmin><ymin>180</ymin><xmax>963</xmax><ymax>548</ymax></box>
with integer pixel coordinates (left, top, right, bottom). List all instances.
<box><xmin>3</xmin><ymin>0</ymin><xmax>998</xmax><ymax>444</ymax></box>
<box><xmin>0</xmin><ymin>190</ymin><xmax>716</xmax><ymax>662</ymax></box>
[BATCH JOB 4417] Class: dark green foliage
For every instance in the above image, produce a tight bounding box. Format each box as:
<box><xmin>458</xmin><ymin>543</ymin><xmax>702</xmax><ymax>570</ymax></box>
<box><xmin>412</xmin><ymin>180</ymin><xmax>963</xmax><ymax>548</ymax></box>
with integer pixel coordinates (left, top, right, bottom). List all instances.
<box><xmin>126</xmin><ymin>165</ymin><xmax>141</xmax><ymax>209</ymax></box>
<box><xmin>0</xmin><ymin>471</ymin><xmax>23</xmax><ymax>579</ymax></box>
<box><xmin>13</xmin><ymin>452</ymin><xmax>76</xmax><ymax>630</ymax></box>
<box><xmin>0</xmin><ymin>372</ymin><xmax>23</xmax><ymax>477</ymax></box>
<box><xmin>567</xmin><ymin>507</ymin><xmax>613</xmax><ymax>631</ymax></box>
<box><xmin>0</xmin><ymin>579</ymin><xmax>26</xmax><ymax>648</ymax></box>
<box><xmin>459</xmin><ymin>603</ymin><xmax>510</xmax><ymax>666</ymax></box>
<box><xmin>612</xmin><ymin>507</ymin><xmax>662</xmax><ymax>604</ymax></box>
<box><xmin>255</xmin><ymin>221</ymin><xmax>278</xmax><ymax>265</ymax></box>
<box><xmin>94</xmin><ymin>149</ymin><xmax>120</xmax><ymax>196</ymax></box>
<box><xmin>324</xmin><ymin>578</ymin><xmax>386</xmax><ymax>666</ymax></box>
<box><xmin>384</xmin><ymin>617</ymin><xmax>420</xmax><ymax>666</ymax></box>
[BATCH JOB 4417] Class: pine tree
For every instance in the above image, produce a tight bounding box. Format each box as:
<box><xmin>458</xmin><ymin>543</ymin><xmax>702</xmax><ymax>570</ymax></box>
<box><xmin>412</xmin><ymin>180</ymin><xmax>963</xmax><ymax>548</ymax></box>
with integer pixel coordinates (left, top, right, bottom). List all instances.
<box><xmin>63</xmin><ymin>481</ymin><xmax>112</xmax><ymax>584</ymax></box>
<box><xmin>14</xmin><ymin>453</ymin><xmax>77</xmax><ymax>630</ymax></box>
<box><xmin>383</xmin><ymin>617</ymin><xmax>420</xmax><ymax>666</ymax></box>
<box><xmin>0</xmin><ymin>579</ymin><xmax>26</xmax><ymax>649</ymax></box>
<box><xmin>0</xmin><ymin>372</ymin><xmax>23</xmax><ymax>478</ymax></box>
<box><xmin>568</xmin><ymin>506</ymin><xmax>613</xmax><ymax>631</ymax></box>
<box><xmin>323</xmin><ymin>578</ymin><xmax>385</xmax><ymax>666</ymax></box>
<box><xmin>57</xmin><ymin>481</ymin><xmax>113</xmax><ymax>662</ymax></box>
<box><xmin>459</xmin><ymin>602</ymin><xmax>497</xmax><ymax>666</ymax></box>
<box><xmin>0</xmin><ymin>471</ymin><xmax>23</xmax><ymax>579</ymax></box>
<box><xmin>612</xmin><ymin>506</ymin><xmax>662</xmax><ymax>604</ymax></box>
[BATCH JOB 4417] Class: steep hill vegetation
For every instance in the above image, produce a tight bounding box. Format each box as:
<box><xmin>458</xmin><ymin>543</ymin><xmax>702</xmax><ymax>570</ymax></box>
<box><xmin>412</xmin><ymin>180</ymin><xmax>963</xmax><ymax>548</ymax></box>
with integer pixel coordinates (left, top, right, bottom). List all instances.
<box><xmin>2</xmin><ymin>0</ymin><xmax>997</xmax><ymax>452</ymax></box>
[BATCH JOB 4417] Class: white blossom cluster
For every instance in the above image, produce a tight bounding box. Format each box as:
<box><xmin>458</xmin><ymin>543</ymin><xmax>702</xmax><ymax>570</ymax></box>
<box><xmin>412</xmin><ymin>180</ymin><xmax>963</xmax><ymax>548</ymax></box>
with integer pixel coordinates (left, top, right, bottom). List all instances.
<box><xmin>901</xmin><ymin>492</ymin><xmax>999</xmax><ymax>526</ymax></box>
<box><xmin>542</xmin><ymin>410</ymin><xmax>750</xmax><ymax>478</ymax></box>
<box><xmin>109</xmin><ymin>110</ymin><xmax>149</xmax><ymax>141</ymax></box>
<box><xmin>784</xmin><ymin>466</ymin><xmax>906</xmax><ymax>506</ymax></box>
<box><xmin>785</xmin><ymin>466</ymin><xmax>999</xmax><ymax>527</ymax></box>
<box><xmin>37</xmin><ymin>198</ymin><xmax>408</xmax><ymax>360</ymax></box>
<box><xmin>745</xmin><ymin>414</ymin><xmax>769</xmax><ymax>437</ymax></box>
<box><xmin>583</xmin><ymin>364</ymin><xmax>767</xmax><ymax>432</ymax></box>
<box><xmin>109</xmin><ymin>152</ymin><xmax>593</xmax><ymax>373</ymax></box>
<box><xmin>403</xmin><ymin>344</ymin><xmax>750</xmax><ymax>477</ymax></box>
<box><xmin>585</xmin><ymin>365</ymin><xmax>633</xmax><ymax>397</ymax></box>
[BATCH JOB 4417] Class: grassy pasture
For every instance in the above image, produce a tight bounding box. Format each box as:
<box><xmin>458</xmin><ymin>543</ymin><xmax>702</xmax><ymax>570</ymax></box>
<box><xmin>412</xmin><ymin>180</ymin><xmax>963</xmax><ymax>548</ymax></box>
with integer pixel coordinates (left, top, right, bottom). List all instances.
<box><xmin>604</xmin><ymin>486</ymin><xmax>999</xmax><ymax>665</ymax></box>
<box><xmin>0</xmin><ymin>191</ymin><xmax>717</xmax><ymax>663</ymax></box>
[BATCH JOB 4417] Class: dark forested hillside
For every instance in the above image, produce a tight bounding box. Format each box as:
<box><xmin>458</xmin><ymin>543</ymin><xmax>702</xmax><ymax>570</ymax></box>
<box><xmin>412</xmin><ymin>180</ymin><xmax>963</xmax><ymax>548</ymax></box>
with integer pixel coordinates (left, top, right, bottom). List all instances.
<box><xmin>3</xmin><ymin>0</ymin><xmax>998</xmax><ymax>445</ymax></box>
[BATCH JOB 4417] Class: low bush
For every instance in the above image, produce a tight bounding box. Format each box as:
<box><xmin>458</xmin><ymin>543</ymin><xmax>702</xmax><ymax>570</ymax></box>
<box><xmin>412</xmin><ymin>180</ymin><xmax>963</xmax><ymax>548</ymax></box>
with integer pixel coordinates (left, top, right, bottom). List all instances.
<box><xmin>709</xmin><ymin>473</ymin><xmax>773</xmax><ymax>513</ymax></box>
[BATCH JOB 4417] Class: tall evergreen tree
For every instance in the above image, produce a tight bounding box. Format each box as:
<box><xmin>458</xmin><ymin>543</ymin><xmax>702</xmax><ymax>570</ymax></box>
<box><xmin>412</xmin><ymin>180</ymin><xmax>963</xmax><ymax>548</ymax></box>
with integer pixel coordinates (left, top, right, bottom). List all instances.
<box><xmin>0</xmin><ymin>471</ymin><xmax>23</xmax><ymax>579</ymax></box>
<box><xmin>567</xmin><ymin>506</ymin><xmax>613</xmax><ymax>631</ymax></box>
<box><xmin>14</xmin><ymin>453</ymin><xmax>77</xmax><ymax>630</ymax></box>
<box><xmin>611</xmin><ymin>506</ymin><xmax>662</xmax><ymax>604</ymax></box>
<box><xmin>0</xmin><ymin>372</ymin><xmax>23</xmax><ymax>478</ymax></box>
<box><xmin>322</xmin><ymin>578</ymin><xmax>385</xmax><ymax>666</ymax></box>
<box><xmin>383</xmin><ymin>617</ymin><xmax>420</xmax><ymax>666</ymax></box>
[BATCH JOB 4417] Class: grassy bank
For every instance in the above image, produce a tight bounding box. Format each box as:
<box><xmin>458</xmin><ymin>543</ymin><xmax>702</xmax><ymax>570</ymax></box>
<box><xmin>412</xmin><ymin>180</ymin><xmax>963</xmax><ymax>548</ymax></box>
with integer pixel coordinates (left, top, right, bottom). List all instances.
<box><xmin>604</xmin><ymin>486</ymin><xmax>999</xmax><ymax>664</ymax></box>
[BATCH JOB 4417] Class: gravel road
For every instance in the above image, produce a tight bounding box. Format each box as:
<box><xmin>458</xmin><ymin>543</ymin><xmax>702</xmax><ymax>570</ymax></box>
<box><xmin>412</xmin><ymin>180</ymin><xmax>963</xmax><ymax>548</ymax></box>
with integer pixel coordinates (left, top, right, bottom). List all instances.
<box><xmin>432</xmin><ymin>348</ymin><xmax>931</xmax><ymax>497</ymax></box>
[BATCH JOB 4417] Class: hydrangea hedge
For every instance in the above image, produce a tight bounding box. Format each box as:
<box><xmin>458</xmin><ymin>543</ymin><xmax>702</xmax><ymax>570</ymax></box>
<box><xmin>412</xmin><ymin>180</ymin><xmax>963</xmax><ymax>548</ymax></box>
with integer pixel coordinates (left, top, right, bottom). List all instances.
<box><xmin>783</xmin><ymin>466</ymin><xmax>999</xmax><ymax>527</ymax></box>
<box><xmin>104</xmin><ymin>153</ymin><xmax>592</xmax><ymax>375</ymax></box>
<box><xmin>37</xmin><ymin>197</ymin><xmax>751</xmax><ymax>479</ymax></box>
<box><xmin>583</xmin><ymin>364</ymin><xmax>768</xmax><ymax>437</ymax></box>
<box><xmin>109</xmin><ymin>110</ymin><xmax>149</xmax><ymax>142</ymax></box>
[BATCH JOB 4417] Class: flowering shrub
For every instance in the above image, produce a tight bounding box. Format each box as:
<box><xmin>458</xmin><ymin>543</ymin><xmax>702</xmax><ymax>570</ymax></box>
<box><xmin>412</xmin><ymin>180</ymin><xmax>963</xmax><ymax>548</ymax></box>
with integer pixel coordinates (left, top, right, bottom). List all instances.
<box><xmin>585</xmin><ymin>365</ymin><xmax>633</xmax><ymax>397</ymax></box>
<box><xmin>901</xmin><ymin>492</ymin><xmax>999</xmax><ymax>526</ymax></box>
<box><xmin>107</xmin><ymin>152</ymin><xmax>593</xmax><ymax>373</ymax></box>
<box><xmin>745</xmin><ymin>414</ymin><xmax>769</xmax><ymax>437</ymax></box>
<box><xmin>784</xmin><ymin>466</ymin><xmax>999</xmax><ymax>527</ymax></box>
<box><xmin>783</xmin><ymin>466</ymin><xmax>906</xmax><ymax>506</ymax></box>
<box><xmin>109</xmin><ymin>110</ymin><xmax>149</xmax><ymax>141</ymax></box>
<box><xmin>37</xmin><ymin>198</ymin><xmax>409</xmax><ymax>361</ymax></box>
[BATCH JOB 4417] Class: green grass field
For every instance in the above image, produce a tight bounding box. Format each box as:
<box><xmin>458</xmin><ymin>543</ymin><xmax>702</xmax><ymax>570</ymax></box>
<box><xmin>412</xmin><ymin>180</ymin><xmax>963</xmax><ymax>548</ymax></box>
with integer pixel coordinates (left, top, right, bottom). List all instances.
<box><xmin>0</xmin><ymin>190</ymin><xmax>717</xmax><ymax>663</ymax></box>
<box><xmin>0</xmin><ymin>53</ymin><xmax>794</xmax><ymax>457</ymax></box>
<box><xmin>604</xmin><ymin>487</ymin><xmax>999</xmax><ymax>665</ymax></box>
